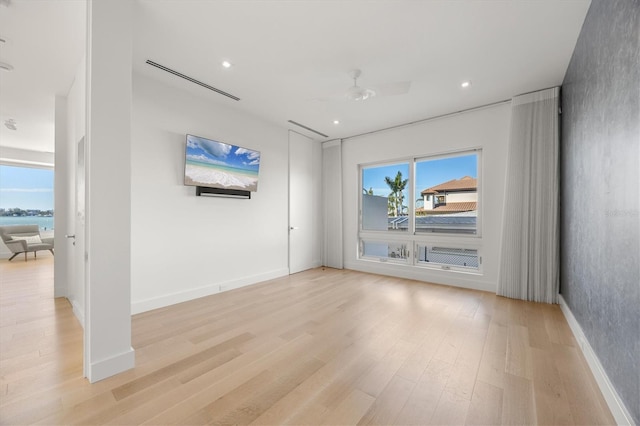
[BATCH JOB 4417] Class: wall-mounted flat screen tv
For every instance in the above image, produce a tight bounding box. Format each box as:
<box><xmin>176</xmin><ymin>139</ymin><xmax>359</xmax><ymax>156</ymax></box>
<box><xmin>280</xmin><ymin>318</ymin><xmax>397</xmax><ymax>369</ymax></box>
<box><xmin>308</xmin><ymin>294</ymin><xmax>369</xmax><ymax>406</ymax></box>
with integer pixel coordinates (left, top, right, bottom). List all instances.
<box><xmin>184</xmin><ymin>134</ymin><xmax>260</xmax><ymax>192</ymax></box>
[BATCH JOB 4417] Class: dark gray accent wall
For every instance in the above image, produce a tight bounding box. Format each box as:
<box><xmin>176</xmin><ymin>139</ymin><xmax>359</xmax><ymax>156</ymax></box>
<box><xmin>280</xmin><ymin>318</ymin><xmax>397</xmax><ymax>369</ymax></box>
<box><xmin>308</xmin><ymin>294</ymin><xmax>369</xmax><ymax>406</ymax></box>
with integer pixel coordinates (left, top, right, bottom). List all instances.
<box><xmin>561</xmin><ymin>0</ymin><xmax>640</xmax><ymax>423</ymax></box>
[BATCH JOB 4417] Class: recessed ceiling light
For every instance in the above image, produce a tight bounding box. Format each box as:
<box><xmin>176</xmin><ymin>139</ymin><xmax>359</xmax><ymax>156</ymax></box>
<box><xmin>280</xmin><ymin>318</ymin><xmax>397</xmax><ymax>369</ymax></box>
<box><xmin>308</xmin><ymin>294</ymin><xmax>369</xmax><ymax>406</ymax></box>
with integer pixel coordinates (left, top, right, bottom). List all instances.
<box><xmin>0</xmin><ymin>61</ymin><xmax>14</xmax><ymax>72</ymax></box>
<box><xmin>333</xmin><ymin>120</ymin><xmax>340</xmax><ymax>125</ymax></box>
<box><xmin>221</xmin><ymin>60</ymin><xmax>232</xmax><ymax>69</ymax></box>
<box><xmin>461</xmin><ymin>81</ymin><xmax>471</xmax><ymax>88</ymax></box>
<box><xmin>4</xmin><ymin>119</ymin><xmax>17</xmax><ymax>130</ymax></box>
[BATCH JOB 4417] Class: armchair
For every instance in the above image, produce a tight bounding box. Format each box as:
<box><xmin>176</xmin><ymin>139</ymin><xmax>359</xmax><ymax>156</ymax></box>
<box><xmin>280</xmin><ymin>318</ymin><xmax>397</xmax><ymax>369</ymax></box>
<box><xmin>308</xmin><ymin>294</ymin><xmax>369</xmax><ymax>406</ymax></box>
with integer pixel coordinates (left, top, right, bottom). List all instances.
<box><xmin>0</xmin><ymin>224</ymin><xmax>55</xmax><ymax>261</ymax></box>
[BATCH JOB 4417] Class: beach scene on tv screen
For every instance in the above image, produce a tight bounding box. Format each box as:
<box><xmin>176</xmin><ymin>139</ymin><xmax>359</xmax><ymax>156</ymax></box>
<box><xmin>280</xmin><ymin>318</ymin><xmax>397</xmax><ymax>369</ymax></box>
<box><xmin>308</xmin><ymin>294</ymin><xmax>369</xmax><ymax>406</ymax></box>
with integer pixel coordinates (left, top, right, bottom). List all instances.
<box><xmin>185</xmin><ymin>135</ymin><xmax>260</xmax><ymax>191</ymax></box>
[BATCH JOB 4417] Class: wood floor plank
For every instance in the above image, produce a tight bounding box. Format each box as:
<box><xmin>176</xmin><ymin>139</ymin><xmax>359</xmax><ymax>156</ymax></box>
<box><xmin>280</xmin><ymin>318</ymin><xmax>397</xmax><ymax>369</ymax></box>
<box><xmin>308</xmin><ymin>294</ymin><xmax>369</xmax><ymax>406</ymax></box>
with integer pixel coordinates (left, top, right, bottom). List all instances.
<box><xmin>111</xmin><ymin>332</ymin><xmax>254</xmax><ymax>401</ymax></box>
<box><xmin>505</xmin><ymin>324</ymin><xmax>533</xmax><ymax>380</ymax></box>
<box><xmin>0</xmin><ymin>259</ymin><xmax>617</xmax><ymax>426</ymax></box>
<box><xmin>476</xmin><ymin>322</ymin><xmax>507</xmax><ymax>389</ymax></box>
<box><xmin>393</xmin><ymin>359</ymin><xmax>454</xmax><ymax>425</ymax></box>
<box><xmin>319</xmin><ymin>389</ymin><xmax>375</xmax><ymax>425</ymax></box>
<box><xmin>250</xmin><ymin>344</ymin><xmax>376</xmax><ymax>425</ymax></box>
<box><xmin>207</xmin><ymin>356</ymin><xmax>325</xmax><ymax>425</ymax></box>
<box><xmin>357</xmin><ymin>374</ymin><xmax>415</xmax><ymax>425</ymax></box>
<box><xmin>530</xmin><ymin>346</ymin><xmax>574</xmax><ymax>425</ymax></box>
<box><xmin>501</xmin><ymin>373</ymin><xmax>536</xmax><ymax>425</ymax></box>
<box><xmin>552</xmin><ymin>343</ymin><xmax>615</xmax><ymax>425</ymax></box>
<box><xmin>465</xmin><ymin>380</ymin><xmax>504</xmax><ymax>425</ymax></box>
<box><xmin>356</xmin><ymin>338</ymin><xmax>418</xmax><ymax>397</ymax></box>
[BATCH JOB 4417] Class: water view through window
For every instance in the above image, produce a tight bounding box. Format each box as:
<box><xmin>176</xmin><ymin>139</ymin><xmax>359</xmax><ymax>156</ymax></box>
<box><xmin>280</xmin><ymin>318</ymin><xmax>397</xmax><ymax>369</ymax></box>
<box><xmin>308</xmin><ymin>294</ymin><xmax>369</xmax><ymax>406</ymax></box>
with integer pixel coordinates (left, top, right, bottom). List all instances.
<box><xmin>0</xmin><ymin>165</ymin><xmax>54</xmax><ymax>231</ymax></box>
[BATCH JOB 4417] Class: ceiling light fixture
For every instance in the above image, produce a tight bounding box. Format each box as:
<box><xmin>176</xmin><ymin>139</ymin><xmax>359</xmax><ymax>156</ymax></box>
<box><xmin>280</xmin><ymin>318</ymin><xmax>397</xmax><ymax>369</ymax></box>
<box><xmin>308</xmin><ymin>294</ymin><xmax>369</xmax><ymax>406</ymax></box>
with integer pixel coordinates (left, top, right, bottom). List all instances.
<box><xmin>0</xmin><ymin>61</ymin><xmax>14</xmax><ymax>72</ymax></box>
<box><xmin>4</xmin><ymin>119</ymin><xmax>17</xmax><ymax>130</ymax></box>
<box><xmin>346</xmin><ymin>69</ymin><xmax>376</xmax><ymax>101</ymax></box>
<box><xmin>333</xmin><ymin>120</ymin><xmax>340</xmax><ymax>125</ymax></box>
<box><xmin>221</xmin><ymin>60</ymin><xmax>232</xmax><ymax>69</ymax></box>
<box><xmin>461</xmin><ymin>81</ymin><xmax>471</xmax><ymax>88</ymax></box>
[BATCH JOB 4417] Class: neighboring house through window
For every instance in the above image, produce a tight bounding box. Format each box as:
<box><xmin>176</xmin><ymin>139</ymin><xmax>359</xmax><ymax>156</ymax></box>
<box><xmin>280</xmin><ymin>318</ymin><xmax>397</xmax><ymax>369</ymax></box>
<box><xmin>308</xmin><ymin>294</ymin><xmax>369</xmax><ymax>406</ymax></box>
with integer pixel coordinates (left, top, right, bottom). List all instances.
<box><xmin>359</xmin><ymin>150</ymin><xmax>481</xmax><ymax>271</ymax></box>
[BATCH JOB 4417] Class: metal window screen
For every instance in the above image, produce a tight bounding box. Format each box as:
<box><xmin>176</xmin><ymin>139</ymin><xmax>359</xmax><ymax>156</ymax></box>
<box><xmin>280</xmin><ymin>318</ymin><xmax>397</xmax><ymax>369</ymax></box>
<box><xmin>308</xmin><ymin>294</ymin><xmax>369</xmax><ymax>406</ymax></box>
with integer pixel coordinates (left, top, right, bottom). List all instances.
<box><xmin>416</xmin><ymin>245</ymin><xmax>479</xmax><ymax>269</ymax></box>
<box><xmin>362</xmin><ymin>241</ymin><xmax>410</xmax><ymax>261</ymax></box>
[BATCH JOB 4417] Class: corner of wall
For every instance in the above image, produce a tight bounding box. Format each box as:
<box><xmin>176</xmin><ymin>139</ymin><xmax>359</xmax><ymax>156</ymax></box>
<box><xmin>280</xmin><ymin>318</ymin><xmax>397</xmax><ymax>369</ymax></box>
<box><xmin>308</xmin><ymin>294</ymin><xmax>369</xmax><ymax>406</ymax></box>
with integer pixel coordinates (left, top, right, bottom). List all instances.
<box><xmin>559</xmin><ymin>295</ymin><xmax>635</xmax><ymax>426</ymax></box>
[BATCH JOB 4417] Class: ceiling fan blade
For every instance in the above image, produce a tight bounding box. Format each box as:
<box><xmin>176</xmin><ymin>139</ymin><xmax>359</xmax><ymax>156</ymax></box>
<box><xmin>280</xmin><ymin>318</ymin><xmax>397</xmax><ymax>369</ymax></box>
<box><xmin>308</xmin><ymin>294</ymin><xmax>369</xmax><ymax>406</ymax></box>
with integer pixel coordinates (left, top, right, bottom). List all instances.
<box><xmin>310</xmin><ymin>79</ymin><xmax>411</xmax><ymax>102</ymax></box>
<box><xmin>373</xmin><ymin>81</ymin><xmax>412</xmax><ymax>97</ymax></box>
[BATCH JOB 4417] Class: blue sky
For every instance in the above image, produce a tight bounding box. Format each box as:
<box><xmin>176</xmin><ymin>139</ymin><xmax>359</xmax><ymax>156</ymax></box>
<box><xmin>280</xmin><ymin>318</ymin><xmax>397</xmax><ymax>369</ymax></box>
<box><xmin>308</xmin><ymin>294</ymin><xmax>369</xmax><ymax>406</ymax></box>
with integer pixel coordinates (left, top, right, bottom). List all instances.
<box><xmin>0</xmin><ymin>165</ymin><xmax>54</xmax><ymax>210</ymax></box>
<box><xmin>186</xmin><ymin>135</ymin><xmax>260</xmax><ymax>172</ymax></box>
<box><xmin>363</xmin><ymin>154</ymin><xmax>477</xmax><ymax>201</ymax></box>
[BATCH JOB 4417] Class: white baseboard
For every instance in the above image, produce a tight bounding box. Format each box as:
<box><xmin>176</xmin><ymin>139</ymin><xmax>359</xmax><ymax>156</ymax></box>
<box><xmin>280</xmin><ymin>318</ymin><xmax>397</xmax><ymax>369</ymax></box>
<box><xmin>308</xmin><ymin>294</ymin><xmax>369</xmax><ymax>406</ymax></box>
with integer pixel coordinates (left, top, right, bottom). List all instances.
<box><xmin>344</xmin><ymin>260</ymin><xmax>496</xmax><ymax>293</ymax></box>
<box><xmin>87</xmin><ymin>346</ymin><xmax>135</xmax><ymax>383</ymax></box>
<box><xmin>70</xmin><ymin>298</ymin><xmax>85</xmax><ymax>328</ymax></box>
<box><xmin>131</xmin><ymin>268</ymin><xmax>290</xmax><ymax>314</ymax></box>
<box><xmin>559</xmin><ymin>295</ymin><xmax>635</xmax><ymax>426</ymax></box>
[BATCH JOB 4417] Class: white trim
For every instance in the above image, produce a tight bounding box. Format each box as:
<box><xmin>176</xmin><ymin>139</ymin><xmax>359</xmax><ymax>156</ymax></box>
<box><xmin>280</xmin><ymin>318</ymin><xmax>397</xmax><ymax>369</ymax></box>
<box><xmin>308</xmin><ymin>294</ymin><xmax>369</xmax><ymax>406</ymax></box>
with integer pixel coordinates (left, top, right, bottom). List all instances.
<box><xmin>344</xmin><ymin>260</ymin><xmax>496</xmax><ymax>293</ymax></box>
<box><xmin>87</xmin><ymin>347</ymin><xmax>135</xmax><ymax>383</ymax></box>
<box><xmin>559</xmin><ymin>295</ymin><xmax>635</xmax><ymax>426</ymax></box>
<box><xmin>512</xmin><ymin>86</ymin><xmax>559</xmax><ymax>106</ymax></box>
<box><xmin>131</xmin><ymin>268</ymin><xmax>289</xmax><ymax>314</ymax></box>
<box><xmin>0</xmin><ymin>158</ymin><xmax>55</xmax><ymax>169</ymax></box>
<box><xmin>71</xmin><ymin>298</ymin><xmax>85</xmax><ymax>328</ymax></box>
<box><xmin>322</xmin><ymin>139</ymin><xmax>341</xmax><ymax>148</ymax></box>
<box><xmin>0</xmin><ymin>146</ymin><xmax>55</xmax><ymax>169</ymax></box>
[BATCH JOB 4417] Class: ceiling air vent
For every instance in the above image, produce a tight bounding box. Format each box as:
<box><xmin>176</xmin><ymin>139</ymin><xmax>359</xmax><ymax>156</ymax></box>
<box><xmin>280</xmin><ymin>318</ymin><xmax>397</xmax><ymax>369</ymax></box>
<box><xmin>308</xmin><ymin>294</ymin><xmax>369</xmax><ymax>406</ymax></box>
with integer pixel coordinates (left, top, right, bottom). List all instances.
<box><xmin>145</xmin><ymin>60</ymin><xmax>240</xmax><ymax>101</ymax></box>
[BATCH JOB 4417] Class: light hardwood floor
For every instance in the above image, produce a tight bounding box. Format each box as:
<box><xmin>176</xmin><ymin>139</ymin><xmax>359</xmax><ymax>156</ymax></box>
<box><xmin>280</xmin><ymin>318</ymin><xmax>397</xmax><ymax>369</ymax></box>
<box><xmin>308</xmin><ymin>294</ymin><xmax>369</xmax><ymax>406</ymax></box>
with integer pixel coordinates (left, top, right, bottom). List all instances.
<box><xmin>0</xmin><ymin>256</ymin><xmax>615</xmax><ymax>425</ymax></box>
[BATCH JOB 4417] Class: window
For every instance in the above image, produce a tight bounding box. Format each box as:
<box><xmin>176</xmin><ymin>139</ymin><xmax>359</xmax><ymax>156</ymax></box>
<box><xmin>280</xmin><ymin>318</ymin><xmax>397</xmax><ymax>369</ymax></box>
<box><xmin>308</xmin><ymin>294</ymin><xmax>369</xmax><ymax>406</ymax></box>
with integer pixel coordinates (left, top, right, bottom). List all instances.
<box><xmin>358</xmin><ymin>150</ymin><xmax>481</xmax><ymax>272</ymax></box>
<box><xmin>416</xmin><ymin>244</ymin><xmax>479</xmax><ymax>270</ymax></box>
<box><xmin>361</xmin><ymin>240</ymin><xmax>410</xmax><ymax>263</ymax></box>
<box><xmin>0</xmin><ymin>164</ymin><xmax>54</xmax><ymax>231</ymax></box>
<box><xmin>361</xmin><ymin>162</ymin><xmax>409</xmax><ymax>232</ymax></box>
<box><xmin>415</xmin><ymin>153</ymin><xmax>478</xmax><ymax>234</ymax></box>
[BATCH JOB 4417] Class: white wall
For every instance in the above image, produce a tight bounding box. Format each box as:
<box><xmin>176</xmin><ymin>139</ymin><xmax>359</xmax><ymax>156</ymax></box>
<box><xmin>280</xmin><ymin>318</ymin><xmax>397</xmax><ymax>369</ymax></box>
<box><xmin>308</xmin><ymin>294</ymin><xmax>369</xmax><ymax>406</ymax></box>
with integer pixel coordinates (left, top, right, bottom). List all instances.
<box><xmin>84</xmin><ymin>0</ymin><xmax>135</xmax><ymax>382</ymax></box>
<box><xmin>445</xmin><ymin>192</ymin><xmax>477</xmax><ymax>203</ymax></box>
<box><xmin>131</xmin><ymin>75</ymin><xmax>291</xmax><ymax>313</ymax></box>
<box><xmin>63</xmin><ymin>57</ymin><xmax>86</xmax><ymax>324</ymax></box>
<box><xmin>54</xmin><ymin>96</ymin><xmax>68</xmax><ymax>298</ymax></box>
<box><xmin>342</xmin><ymin>103</ymin><xmax>511</xmax><ymax>292</ymax></box>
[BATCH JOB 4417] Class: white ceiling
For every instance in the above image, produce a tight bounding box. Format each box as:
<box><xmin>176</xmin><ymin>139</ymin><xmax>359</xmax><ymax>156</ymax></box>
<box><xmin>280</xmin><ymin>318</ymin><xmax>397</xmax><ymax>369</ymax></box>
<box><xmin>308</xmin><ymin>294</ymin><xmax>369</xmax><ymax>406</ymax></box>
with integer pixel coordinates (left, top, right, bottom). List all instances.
<box><xmin>1</xmin><ymin>0</ymin><xmax>591</xmax><ymax>152</ymax></box>
<box><xmin>0</xmin><ymin>0</ymin><xmax>86</xmax><ymax>153</ymax></box>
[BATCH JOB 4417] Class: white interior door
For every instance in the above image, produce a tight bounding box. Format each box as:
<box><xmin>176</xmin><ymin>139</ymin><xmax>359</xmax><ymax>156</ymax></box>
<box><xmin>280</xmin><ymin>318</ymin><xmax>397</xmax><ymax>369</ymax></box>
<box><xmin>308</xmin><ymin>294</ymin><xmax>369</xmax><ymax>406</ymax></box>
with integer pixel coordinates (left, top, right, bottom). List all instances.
<box><xmin>75</xmin><ymin>137</ymin><xmax>87</xmax><ymax>374</ymax></box>
<box><xmin>74</xmin><ymin>138</ymin><xmax>86</xmax><ymax>315</ymax></box>
<box><xmin>289</xmin><ymin>131</ymin><xmax>318</xmax><ymax>274</ymax></box>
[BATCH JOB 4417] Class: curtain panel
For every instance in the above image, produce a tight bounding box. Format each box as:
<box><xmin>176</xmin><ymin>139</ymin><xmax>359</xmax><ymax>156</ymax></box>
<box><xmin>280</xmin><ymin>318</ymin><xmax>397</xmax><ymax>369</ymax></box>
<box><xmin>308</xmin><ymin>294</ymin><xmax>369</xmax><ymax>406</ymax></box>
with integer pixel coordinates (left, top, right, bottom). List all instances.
<box><xmin>498</xmin><ymin>87</ymin><xmax>560</xmax><ymax>303</ymax></box>
<box><xmin>322</xmin><ymin>140</ymin><xmax>343</xmax><ymax>269</ymax></box>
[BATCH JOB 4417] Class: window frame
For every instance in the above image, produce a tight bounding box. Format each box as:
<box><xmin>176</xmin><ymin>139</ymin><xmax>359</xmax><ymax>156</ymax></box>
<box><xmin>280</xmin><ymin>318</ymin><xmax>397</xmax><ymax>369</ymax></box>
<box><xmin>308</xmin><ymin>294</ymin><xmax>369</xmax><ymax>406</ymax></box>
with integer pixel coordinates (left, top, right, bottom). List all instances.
<box><xmin>357</xmin><ymin>148</ymin><xmax>483</xmax><ymax>274</ymax></box>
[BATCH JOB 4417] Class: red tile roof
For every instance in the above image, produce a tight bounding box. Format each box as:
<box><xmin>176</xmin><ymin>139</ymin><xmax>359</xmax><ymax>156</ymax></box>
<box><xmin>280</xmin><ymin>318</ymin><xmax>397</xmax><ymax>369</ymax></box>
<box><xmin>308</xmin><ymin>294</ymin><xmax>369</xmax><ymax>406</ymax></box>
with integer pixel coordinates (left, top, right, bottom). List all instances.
<box><xmin>430</xmin><ymin>201</ymin><xmax>477</xmax><ymax>212</ymax></box>
<box><xmin>421</xmin><ymin>176</ymin><xmax>477</xmax><ymax>195</ymax></box>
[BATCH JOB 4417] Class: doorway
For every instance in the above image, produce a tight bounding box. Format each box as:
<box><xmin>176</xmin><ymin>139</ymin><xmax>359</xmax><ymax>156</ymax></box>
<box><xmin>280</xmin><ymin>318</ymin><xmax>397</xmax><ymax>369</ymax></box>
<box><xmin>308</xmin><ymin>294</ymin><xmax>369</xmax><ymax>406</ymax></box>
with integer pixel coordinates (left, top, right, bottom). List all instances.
<box><xmin>288</xmin><ymin>130</ymin><xmax>322</xmax><ymax>274</ymax></box>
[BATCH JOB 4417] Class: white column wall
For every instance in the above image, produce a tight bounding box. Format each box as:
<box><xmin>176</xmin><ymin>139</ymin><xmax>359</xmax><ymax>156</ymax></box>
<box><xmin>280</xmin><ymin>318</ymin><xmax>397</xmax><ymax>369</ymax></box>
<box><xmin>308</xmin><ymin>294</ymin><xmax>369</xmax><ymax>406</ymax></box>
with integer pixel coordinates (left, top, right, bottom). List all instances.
<box><xmin>54</xmin><ymin>96</ymin><xmax>68</xmax><ymax>298</ymax></box>
<box><xmin>84</xmin><ymin>0</ymin><xmax>134</xmax><ymax>382</ymax></box>
<box><xmin>322</xmin><ymin>139</ymin><xmax>343</xmax><ymax>269</ymax></box>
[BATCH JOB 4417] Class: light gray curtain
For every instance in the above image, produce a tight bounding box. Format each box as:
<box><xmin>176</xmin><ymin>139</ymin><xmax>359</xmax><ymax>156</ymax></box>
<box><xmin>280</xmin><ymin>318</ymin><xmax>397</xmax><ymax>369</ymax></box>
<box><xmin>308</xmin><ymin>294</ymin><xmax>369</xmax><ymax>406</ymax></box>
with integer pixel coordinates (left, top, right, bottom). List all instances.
<box><xmin>498</xmin><ymin>87</ymin><xmax>560</xmax><ymax>303</ymax></box>
<box><xmin>322</xmin><ymin>139</ymin><xmax>343</xmax><ymax>268</ymax></box>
